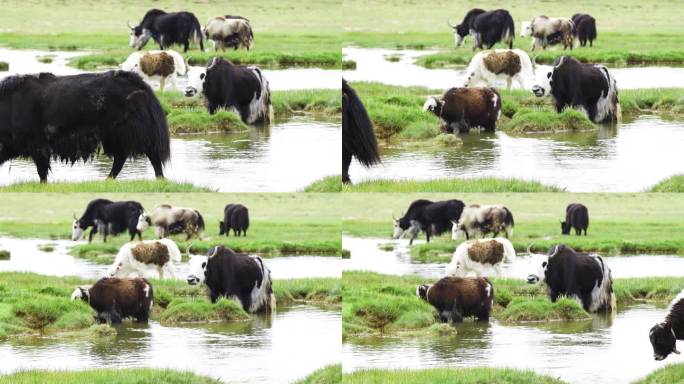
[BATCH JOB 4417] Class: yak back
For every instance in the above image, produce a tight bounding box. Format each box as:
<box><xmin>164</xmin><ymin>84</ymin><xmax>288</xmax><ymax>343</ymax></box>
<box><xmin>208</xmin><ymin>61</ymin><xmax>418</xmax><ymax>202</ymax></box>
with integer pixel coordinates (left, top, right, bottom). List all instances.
<box><xmin>422</xmin><ymin>199</ymin><xmax>466</xmax><ymax>235</ymax></box>
<box><xmin>205</xmin><ymin>246</ymin><xmax>263</xmax><ymax>296</ymax></box>
<box><xmin>483</xmin><ymin>50</ymin><xmax>521</xmax><ymax>76</ymax></box>
<box><xmin>204</xmin><ymin>57</ymin><xmax>260</xmax><ymax>107</ymax></box>
<box><xmin>565</xmin><ymin>204</ymin><xmax>589</xmax><ymax>226</ymax></box>
<box><xmin>467</xmin><ymin>240</ymin><xmax>504</xmax><ymax>264</ymax></box>
<box><xmin>442</xmin><ymin>87</ymin><xmax>499</xmax><ymax>120</ymax></box>
<box><xmin>230</xmin><ymin>204</ymin><xmax>249</xmax><ymax>229</ymax></box>
<box><xmin>140</xmin><ymin>52</ymin><xmax>175</xmax><ymax>77</ymax></box>
<box><xmin>546</xmin><ymin>244</ymin><xmax>603</xmax><ymax>293</ymax></box>
<box><xmin>550</xmin><ymin>57</ymin><xmax>608</xmax><ymax>106</ymax></box>
<box><xmin>102</xmin><ymin>201</ymin><xmax>144</xmax><ymax>235</ymax></box>
<box><xmin>131</xmin><ymin>242</ymin><xmax>170</xmax><ymax>266</ymax></box>
<box><xmin>88</xmin><ymin>277</ymin><xmax>151</xmax><ymax>315</ymax></box>
<box><xmin>398</xmin><ymin>199</ymin><xmax>434</xmax><ymax>229</ymax></box>
<box><xmin>427</xmin><ymin>276</ymin><xmax>492</xmax><ymax>312</ymax></box>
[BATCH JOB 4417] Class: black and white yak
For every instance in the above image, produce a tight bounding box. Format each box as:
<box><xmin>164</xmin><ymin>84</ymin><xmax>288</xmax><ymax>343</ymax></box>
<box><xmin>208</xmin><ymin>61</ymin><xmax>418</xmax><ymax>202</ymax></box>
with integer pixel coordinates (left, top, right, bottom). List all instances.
<box><xmin>572</xmin><ymin>13</ymin><xmax>597</xmax><ymax>47</ymax></box>
<box><xmin>186</xmin><ymin>245</ymin><xmax>275</xmax><ymax>313</ymax></box>
<box><xmin>532</xmin><ymin>56</ymin><xmax>620</xmax><ymax>124</ymax></box>
<box><xmin>120</xmin><ymin>50</ymin><xmax>187</xmax><ymax>92</ymax></box>
<box><xmin>521</xmin><ymin>16</ymin><xmax>575</xmax><ymax>51</ymax></box>
<box><xmin>0</xmin><ymin>71</ymin><xmax>171</xmax><ymax>182</ymax></box>
<box><xmin>72</xmin><ymin>199</ymin><xmax>145</xmax><ymax>243</ymax></box>
<box><xmin>423</xmin><ymin>87</ymin><xmax>501</xmax><ymax>133</ymax></box>
<box><xmin>184</xmin><ymin>57</ymin><xmax>272</xmax><ymax>124</ymax></box>
<box><xmin>463</xmin><ymin>49</ymin><xmax>534</xmax><ymax>90</ymax></box>
<box><xmin>342</xmin><ymin>79</ymin><xmax>380</xmax><ymax>184</ymax></box>
<box><xmin>417</xmin><ymin>276</ymin><xmax>494</xmax><ymax>323</ymax></box>
<box><xmin>452</xmin><ymin>204</ymin><xmax>514</xmax><ymax>240</ymax></box>
<box><xmin>107</xmin><ymin>238</ymin><xmax>182</xmax><ymax>279</ymax></box>
<box><xmin>562</xmin><ymin>203</ymin><xmax>589</xmax><ymax>236</ymax></box>
<box><xmin>137</xmin><ymin>204</ymin><xmax>205</xmax><ymax>240</ymax></box>
<box><xmin>204</xmin><ymin>16</ymin><xmax>254</xmax><ymax>51</ymax></box>
<box><xmin>650</xmin><ymin>290</ymin><xmax>684</xmax><ymax>361</ymax></box>
<box><xmin>449</xmin><ymin>9</ymin><xmax>515</xmax><ymax>51</ymax></box>
<box><xmin>527</xmin><ymin>244</ymin><xmax>615</xmax><ymax>313</ymax></box>
<box><xmin>219</xmin><ymin>203</ymin><xmax>250</xmax><ymax>237</ymax></box>
<box><xmin>446</xmin><ymin>238</ymin><xmax>516</xmax><ymax>277</ymax></box>
<box><xmin>392</xmin><ymin>199</ymin><xmax>465</xmax><ymax>245</ymax></box>
<box><xmin>128</xmin><ymin>9</ymin><xmax>204</xmax><ymax>52</ymax></box>
<box><xmin>71</xmin><ymin>277</ymin><xmax>153</xmax><ymax>324</ymax></box>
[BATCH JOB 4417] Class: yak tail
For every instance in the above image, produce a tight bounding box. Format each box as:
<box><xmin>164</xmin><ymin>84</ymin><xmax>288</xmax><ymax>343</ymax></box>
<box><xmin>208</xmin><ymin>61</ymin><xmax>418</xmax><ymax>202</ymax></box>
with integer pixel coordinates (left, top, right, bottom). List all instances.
<box><xmin>342</xmin><ymin>79</ymin><xmax>380</xmax><ymax>167</ymax></box>
<box><xmin>125</xmin><ymin>86</ymin><xmax>171</xmax><ymax>165</ymax></box>
<box><xmin>504</xmin><ymin>206</ymin><xmax>514</xmax><ymax>227</ymax></box>
<box><xmin>193</xmin><ymin>210</ymin><xmax>205</xmax><ymax>231</ymax></box>
<box><xmin>190</xmin><ymin>16</ymin><xmax>204</xmax><ymax>51</ymax></box>
<box><xmin>501</xmin><ymin>13</ymin><xmax>515</xmax><ymax>49</ymax></box>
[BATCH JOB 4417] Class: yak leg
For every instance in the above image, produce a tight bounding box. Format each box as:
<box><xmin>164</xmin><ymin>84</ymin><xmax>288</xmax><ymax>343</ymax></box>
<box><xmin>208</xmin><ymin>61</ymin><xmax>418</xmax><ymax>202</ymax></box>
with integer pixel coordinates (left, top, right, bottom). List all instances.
<box><xmin>183</xmin><ymin>41</ymin><xmax>190</xmax><ymax>53</ymax></box>
<box><xmin>108</xmin><ymin>154</ymin><xmax>126</xmax><ymax>179</ymax></box>
<box><xmin>32</xmin><ymin>154</ymin><xmax>50</xmax><ymax>183</ymax></box>
<box><xmin>342</xmin><ymin>148</ymin><xmax>352</xmax><ymax>184</ymax></box>
<box><xmin>88</xmin><ymin>227</ymin><xmax>98</xmax><ymax>243</ymax></box>
<box><xmin>109</xmin><ymin>309</ymin><xmax>122</xmax><ymax>324</ymax></box>
<box><xmin>146</xmin><ymin>152</ymin><xmax>164</xmax><ymax>178</ymax></box>
<box><xmin>158</xmin><ymin>266</ymin><xmax>164</xmax><ymax>279</ymax></box>
<box><xmin>506</xmin><ymin>77</ymin><xmax>512</xmax><ymax>91</ymax></box>
<box><xmin>439</xmin><ymin>310</ymin><xmax>450</xmax><ymax>323</ymax></box>
<box><xmin>450</xmin><ymin>304</ymin><xmax>464</xmax><ymax>323</ymax></box>
<box><xmin>159</xmin><ymin>77</ymin><xmax>165</xmax><ymax>93</ymax></box>
<box><xmin>243</xmin><ymin>228</ymin><xmax>247</xmax><ymax>237</ymax></box>
<box><xmin>199</xmin><ymin>38</ymin><xmax>204</xmax><ymax>52</ymax></box>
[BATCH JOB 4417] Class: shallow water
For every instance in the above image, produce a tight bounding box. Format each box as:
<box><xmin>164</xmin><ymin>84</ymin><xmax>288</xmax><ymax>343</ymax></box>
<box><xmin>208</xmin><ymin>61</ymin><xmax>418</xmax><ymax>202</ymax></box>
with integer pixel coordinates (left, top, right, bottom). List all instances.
<box><xmin>347</xmin><ymin>115</ymin><xmax>684</xmax><ymax>192</ymax></box>
<box><xmin>0</xmin><ymin>305</ymin><xmax>341</xmax><ymax>384</ymax></box>
<box><xmin>343</xmin><ymin>47</ymin><xmax>684</xmax><ymax>89</ymax></box>
<box><xmin>342</xmin><ymin>236</ymin><xmax>684</xmax><ymax>279</ymax></box>
<box><xmin>0</xmin><ymin>47</ymin><xmax>341</xmax><ymax>90</ymax></box>
<box><xmin>0</xmin><ymin>236</ymin><xmax>340</xmax><ymax>279</ymax></box>
<box><xmin>0</xmin><ymin>117</ymin><xmax>340</xmax><ymax>192</ymax></box>
<box><xmin>343</xmin><ymin>304</ymin><xmax>683</xmax><ymax>384</ymax></box>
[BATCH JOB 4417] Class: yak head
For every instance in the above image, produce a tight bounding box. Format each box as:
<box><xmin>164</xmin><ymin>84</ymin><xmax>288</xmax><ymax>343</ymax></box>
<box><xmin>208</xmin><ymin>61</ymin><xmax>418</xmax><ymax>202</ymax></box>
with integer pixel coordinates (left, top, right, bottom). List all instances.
<box><xmin>533</xmin><ymin>57</ymin><xmax>567</xmax><ymax>98</ymax></box>
<box><xmin>416</xmin><ymin>284</ymin><xmax>430</xmax><ymax>300</ymax></box>
<box><xmin>71</xmin><ymin>214</ymin><xmax>86</xmax><ymax>241</ymax></box>
<box><xmin>184</xmin><ymin>66</ymin><xmax>207</xmax><ymax>97</ymax></box>
<box><xmin>451</xmin><ymin>220</ymin><xmax>466</xmax><ymax>240</ymax></box>
<box><xmin>526</xmin><ymin>245</ymin><xmax>558</xmax><ymax>284</ymax></box>
<box><xmin>136</xmin><ymin>213</ymin><xmax>152</xmax><ymax>232</ymax></box>
<box><xmin>128</xmin><ymin>21</ymin><xmax>152</xmax><ymax>50</ymax></box>
<box><xmin>186</xmin><ymin>246</ymin><xmax>221</xmax><ymax>285</ymax></box>
<box><xmin>70</xmin><ymin>286</ymin><xmax>90</xmax><ymax>302</ymax></box>
<box><xmin>650</xmin><ymin>323</ymin><xmax>680</xmax><ymax>361</ymax></box>
<box><xmin>560</xmin><ymin>221</ymin><xmax>571</xmax><ymax>235</ymax></box>
<box><xmin>219</xmin><ymin>221</ymin><xmax>226</xmax><ymax>235</ymax></box>
<box><xmin>422</xmin><ymin>97</ymin><xmax>443</xmax><ymax>117</ymax></box>
<box><xmin>521</xmin><ymin>21</ymin><xmax>533</xmax><ymax>38</ymax></box>
<box><xmin>391</xmin><ymin>214</ymin><xmax>418</xmax><ymax>240</ymax></box>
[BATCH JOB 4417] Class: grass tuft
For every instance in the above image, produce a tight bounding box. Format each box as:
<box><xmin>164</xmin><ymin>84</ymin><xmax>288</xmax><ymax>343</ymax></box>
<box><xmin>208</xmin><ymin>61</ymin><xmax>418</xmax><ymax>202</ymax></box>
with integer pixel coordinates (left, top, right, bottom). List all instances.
<box><xmin>294</xmin><ymin>364</ymin><xmax>342</xmax><ymax>384</ymax></box>
<box><xmin>649</xmin><ymin>175</ymin><xmax>684</xmax><ymax>192</ymax></box>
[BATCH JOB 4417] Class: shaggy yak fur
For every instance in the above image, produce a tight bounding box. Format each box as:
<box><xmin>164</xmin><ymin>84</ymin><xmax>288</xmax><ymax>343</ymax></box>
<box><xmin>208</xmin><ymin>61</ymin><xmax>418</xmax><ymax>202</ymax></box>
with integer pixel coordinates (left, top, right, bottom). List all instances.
<box><xmin>417</xmin><ymin>276</ymin><xmax>494</xmax><ymax>323</ymax></box>
<box><xmin>131</xmin><ymin>242</ymin><xmax>170</xmax><ymax>266</ymax></box>
<box><xmin>0</xmin><ymin>71</ymin><xmax>171</xmax><ymax>182</ymax></box>
<box><xmin>129</xmin><ymin>9</ymin><xmax>204</xmax><ymax>52</ymax></box>
<box><xmin>482</xmin><ymin>50</ymin><xmax>521</xmax><ymax>76</ymax></box>
<box><xmin>572</xmin><ymin>13</ymin><xmax>597</xmax><ymax>47</ymax></box>
<box><xmin>525</xmin><ymin>16</ymin><xmax>575</xmax><ymax>51</ymax></box>
<box><xmin>423</xmin><ymin>87</ymin><xmax>501</xmax><ymax>133</ymax></box>
<box><xmin>138</xmin><ymin>204</ymin><xmax>205</xmax><ymax>240</ymax></box>
<box><xmin>451</xmin><ymin>9</ymin><xmax>515</xmax><ymax>50</ymax></box>
<box><xmin>468</xmin><ymin>240</ymin><xmax>505</xmax><ymax>264</ymax></box>
<box><xmin>453</xmin><ymin>204</ymin><xmax>515</xmax><ymax>239</ymax></box>
<box><xmin>450</xmin><ymin>8</ymin><xmax>486</xmax><ymax>47</ymax></box>
<box><xmin>561</xmin><ymin>203</ymin><xmax>589</xmax><ymax>236</ymax></box>
<box><xmin>393</xmin><ymin>199</ymin><xmax>466</xmax><ymax>245</ymax></box>
<box><xmin>139</xmin><ymin>52</ymin><xmax>175</xmax><ymax>78</ymax></box>
<box><xmin>650</xmin><ymin>291</ymin><xmax>684</xmax><ymax>361</ymax></box>
<box><xmin>73</xmin><ymin>199</ymin><xmax>145</xmax><ymax>243</ymax></box>
<box><xmin>219</xmin><ymin>203</ymin><xmax>250</xmax><ymax>237</ymax></box>
<box><xmin>71</xmin><ymin>277</ymin><xmax>153</xmax><ymax>323</ymax></box>
<box><xmin>342</xmin><ymin>79</ymin><xmax>380</xmax><ymax>184</ymax></box>
<box><xmin>204</xmin><ymin>16</ymin><xmax>254</xmax><ymax>51</ymax></box>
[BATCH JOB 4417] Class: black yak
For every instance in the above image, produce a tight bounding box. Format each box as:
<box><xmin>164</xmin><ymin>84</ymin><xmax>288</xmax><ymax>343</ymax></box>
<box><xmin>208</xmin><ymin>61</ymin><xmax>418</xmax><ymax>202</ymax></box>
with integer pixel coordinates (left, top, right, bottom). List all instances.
<box><xmin>71</xmin><ymin>277</ymin><xmax>153</xmax><ymax>324</ymax></box>
<box><xmin>417</xmin><ymin>276</ymin><xmax>494</xmax><ymax>323</ymax></box>
<box><xmin>562</xmin><ymin>203</ymin><xmax>589</xmax><ymax>235</ymax></box>
<box><xmin>129</xmin><ymin>9</ymin><xmax>204</xmax><ymax>52</ymax></box>
<box><xmin>219</xmin><ymin>203</ymin><xmax>250</xmax><ymax>237</ymax></box>
<box><xmin>72</xmin><ymin>199</ymin><xmax>145</xmax><ymax>243</ymax></box>
<box><xmin>572</xmin><ymin>13</ymin><xmax>597</xmax><ymax>47</ymax></box>
<box><xmin>392</xmin><ymin>199</ymin><xmax>465</xmax><ymax>245</ymax></box>
<box><xmin>342</xmin><ymin>79</ymin><xmax>380</xmax><ymax>184</ymax></box>
<box><xmin>0</xmin><ymin>71</ymin><xmax>170</xmax><ymax>182</ymax></box>
<box><xmin>450</xmin><ymin>9</ymin><xmax>515</xmax><ymax>51</ymax></box>
<box><xmin>650</xmin><ymin>290</ymin><xmax>684</xmax><ymax>361</ymax></box>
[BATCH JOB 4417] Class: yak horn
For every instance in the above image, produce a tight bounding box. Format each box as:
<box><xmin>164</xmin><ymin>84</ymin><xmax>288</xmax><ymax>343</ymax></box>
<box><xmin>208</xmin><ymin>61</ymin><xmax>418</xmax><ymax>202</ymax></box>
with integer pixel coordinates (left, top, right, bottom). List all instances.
<box><xmin>127</xmin><ymin>20</ymin><xmax>134</xmax><ymax>30</ymax></box>
<box><xmin>447</xmin><ymin>19</ymin><xmax>457</xmax><ymax>28</ymax></box>
<box><xmin>207</xmin><ymin>57</ymin><xmax>219</xmax><ymax>70</ymax></box>
<box><xmin>208</xmin><ymin>246</ymin><xmax>219</xmax><ymax>258</ymax></box>
<box><xmin>185</xmin><ymin>242</ymin><xmax>195</xmax><ymax>258</ymax></box>
<box><xmin>526</xmin><ymin>243</ymin><xmax>535</xmax><ymax>255</ymax></box>
<box><xmin>73</xmin><ymin>213</ymin><xmax>77</xmax><ymax>220</ymax></box>
<box><xmin>392</xmin><ymin>212</ymin><xmax>397</xmax><ymax>221</ymax></box>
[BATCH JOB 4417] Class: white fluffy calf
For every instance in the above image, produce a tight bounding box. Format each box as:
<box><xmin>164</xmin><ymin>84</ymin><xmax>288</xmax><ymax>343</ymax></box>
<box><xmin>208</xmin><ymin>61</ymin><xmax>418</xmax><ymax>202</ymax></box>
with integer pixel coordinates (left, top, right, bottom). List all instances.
<box><xmin>107</xmin><ymin>238</ymin><xmax>181</xmax><ymax>279</ymax></box>
<box><xmin>463</xmin><ymin>49</ymin><xmax>534</xmax><ymax>90</ymax></box>
<box><xmin>446</xmin><ymin>238</ymin><xmax>516</xmax><ymax>277</ymax></box>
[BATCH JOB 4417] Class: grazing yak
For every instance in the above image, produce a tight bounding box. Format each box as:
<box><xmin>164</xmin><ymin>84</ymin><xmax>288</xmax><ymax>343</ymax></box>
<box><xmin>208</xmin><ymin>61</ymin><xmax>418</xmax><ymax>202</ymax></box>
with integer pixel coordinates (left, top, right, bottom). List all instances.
<box><xmin>423</xmin><ymin>87</ymin><xmax>501</xmax><ymax>133</ymax></box>
<box><xmin>533</xmin><ymin>56</ymin><xmax>620</xmax><ymax>124</ymax></box>
<box><xmin>72</xmin><ymin>199</ymin><xmax>145</xmax><ymax>243</ymax></box>
<box><xmin>446</xmin><ymin>238</ymin><xmax>516</xmax><ymax>277</ymax></box>
<box><xmin>449</xmin><ymin>9</ymin><xmax>515</xmax><ymax>50</ymax></box>
<box><xmin>71</xmin><ymin>277</ymin><xmax>153</xmax><ymax>324</ymax></box>
<box><xmin>0</xmin><ymin>71</ymin><xmax>171</xmax><ymax>182</ymax></box>
<box><xmin>137</xmin><ymin>204</ymin><xmax>205</xmax><ymax>240</ymax></box>
<box><xmin>562</xmin><ymin>203</ymin><xmax>589</xmax><ymax>236</ymax></box>
<box><xmin>185</xmin><ymin>57</ymin><xmax>273</xmax><ymax>124</ymax></box>
<box><xmin>107</xmin><ymin>238</ymin><xmax>181</xmax><ymax>279</ymax></box>
<box><xmin>463</xmin><ymin>49</ymin><xmax>534</xmax><ymax>90</ymax></box>
<box><xmin>452</xmin><ymin>204</ymin><xmax>514</xmax><ymax>240</ymax></box>
<box><xmin>204</xmin><ymin>16</ymin><xmax>254</xmax><ymax>51</ymax></box>
<box><xmin>650</xmin><ymin>290</ymin><xmax>684</xmax><ymax>361</ymax></box>
<box><xmin>521</xmin><ymin>16</ymin><xmax>575</xmax><ymax>51</ymax></box>
<box><xmin>219</xmin><ymin>203</ymin><xmax>250</xmax><ymax>237</ymax></box>
<box><xmin>572</xmin><ymin>13</ymin><xmax>597</xmax><ymax>47</ymax></box>
<box><xmin>342</xmin><ymin>79</ymin><xmax>380</xmax><ymax>184</ymax></box>
<box><xmin>187</xmin><ymin>245</ymin><xmax>275</xmax><ymax>313</ymax></box>
<box><xmin>129</xmin><ymin>9</ymin><xmax>204</xmax><ymax>52</ymax></box>
<box><xmin>120</xmin><ymin>50</ymin><xmax>187</xmax><ymax>92</ymax></box>
<box><xmin>527</xmin><ymin>244</ymin><xmax>615</xmax><ymax>313</ymax></box>
<box><xmin>392</xmin><ymin>199</ymin><xmax>465</xmax><ymax>245</ymax></box>
<box><xmin>417</xmin><ymin>276</ymin><xmax>493</xmax><ymax>323</ymax></box>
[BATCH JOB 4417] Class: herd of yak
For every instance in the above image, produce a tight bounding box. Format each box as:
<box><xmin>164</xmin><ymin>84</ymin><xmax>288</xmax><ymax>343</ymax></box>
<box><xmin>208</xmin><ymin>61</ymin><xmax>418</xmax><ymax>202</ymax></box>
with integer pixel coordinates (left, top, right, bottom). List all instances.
<box><xmin>390</xmin><ymin>197</ymin><xmax>683</xmax><ymax>361</ymax></box>
<box><xmin>343</xmin><ymin>8</ymin><xmax>621</xmax><ymax>184</ymax></box>
<box><xmin>67</xmin><ymin>197</ymin><xmax>278</xmax><ymax>325</ymax></box>
<box><xmin>0</xmin><ymin>8</ymin><xmax>272</xmax><ymax>183</ymax></box>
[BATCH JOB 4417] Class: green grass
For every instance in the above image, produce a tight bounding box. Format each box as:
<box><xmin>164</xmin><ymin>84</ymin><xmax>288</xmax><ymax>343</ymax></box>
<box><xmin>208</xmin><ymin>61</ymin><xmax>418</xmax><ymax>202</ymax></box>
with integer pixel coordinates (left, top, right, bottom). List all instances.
<box><xmin>0</xmin><ymin>61</ymin><xmax>9</xmax><ymax>71</ymax></box>
<box><xmin>0</xmin><ymin>179</ymin><xmax>210</xmax><ymax>193</ymax></box>
<box><xmin>275</xmin><ymin>278</ymin><xmax>341</xmax><ymax>306</ymax></box>
<box><xmin>632</xmin><ymin>363</ymin><xmax>684</xmax><ymax>384</ymax></box>
<box><xmin>503</xmin><ymin>109</ymin><xmax>596</xmax><ymax>133</ymax></box>
<box><xmin>649</xmin><ymin>175</ymin><xmax>684</xmax><ymax>192</ymax></box>
<box><xmin>343</xmin><ymin>60</ymin><xmax>356</xmax><ymax>69</ymax></box>
<box><xmin>341</xmin><ymin>192</ymin><xmax>684</xmax><ymax>255</ymax></box>
<box><xmin>166</xmin><ymin>110</ymin><xmax>248</xmax><ymax>134</ymax></box>
<box><xmin>0</xmin><ymin>250</ymin><xmax>9</xmax><ymax>260</ymax></box>
<box><xmin>158</xmin><ymin>298</ymin><xmax>250</xmax><ymax>323</ymax></box>
<box><xmin>303</xmin><ymin>176</ymin><xmax>343</xmax><ymax>192</ymax></box>
<box><xmin>0</xmin><ymin>368</ymin><xmax>218</xmax><ymax>384</ymax></box>
<box><xmin>0</xmin><ymin>193</ymin><xmax>341</xmax><ymax>257</ymax></box>
<box><xmin>342</xmin><ymin>177</ymin><xmax>562</xmax><ymax>193</ymax></box>
<box><xmin>343</xmin><ymin>367</ymin><xmax>567</xmax><ymax>384</ymax></box>
<box><xmin>294</xmin><ymin>364</ymin><xmax>342</xmax><ymax>384</ymax></box>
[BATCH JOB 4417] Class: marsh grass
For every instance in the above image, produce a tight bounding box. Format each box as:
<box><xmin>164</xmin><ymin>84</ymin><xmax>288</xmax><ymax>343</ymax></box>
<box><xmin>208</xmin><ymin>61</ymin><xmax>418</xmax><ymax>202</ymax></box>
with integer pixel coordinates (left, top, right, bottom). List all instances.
<box><xmin>632</xmin><ymin>363</ymin><xmax>684</xmax><ymax>384</ymax></box>
<box><xmin>275</xmin><ymin>278</ymin><xmax>341</xmax><ymax>306</ymax></box>
<box><xmin>294</xmin><ymin>364</ymin><xmax>342</xmax><ymax>384</ymax></box>
<box><xmin>0</xmin><ymin>368</ymin><xmax>218</xmax><ymax>384</ymax></box>
<box><xmin>503</xmin><ymin>109</ymin><xmax>596</xmax><ymax>133</ymax></box>
<box><xmin>343</xmin><ymin>367</ymin><xmax>568</xmax><ymax>384</ymax></box>
<box><xmin>0</xmin><ymin>250</ymin><xmax>9</xmax><ymax>260</ymax></box>
<box><xmin>303</xmin><ymin>176</ymin><xmax>343</xmax><ymax>192</ymax></box>
<box><xmin>341</xmin><ymin>177</ymin><xmax>562</xmax><ymax>193</ymax></box>
<box><xmin>649</xmin><ymin>175</ymin><xmax>684</xmax><ymax>192</ymax></box>
<box><xmin>0</xmin><ymin>62</ymin><xmax>8</xmax><ymax>71</ymax></box>
<box><xmin>0</xmin><ymin>180</ymin><xmax>209</xmax><ymax>193</ymax></box>
<box><xmin>158</xmin><ymin>298</ymin><xmax>249</xmax><ymax>323</ymax></box>
<box><xmin>167</xmin><ymin>110</ymin><xmax>248</xmax><ymax>134</ymax></box>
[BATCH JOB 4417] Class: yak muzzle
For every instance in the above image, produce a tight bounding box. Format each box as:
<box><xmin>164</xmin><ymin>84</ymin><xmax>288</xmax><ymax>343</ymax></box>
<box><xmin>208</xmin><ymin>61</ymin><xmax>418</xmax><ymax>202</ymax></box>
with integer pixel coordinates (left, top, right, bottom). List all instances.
<box><xmin>526</xmin><ymin>274</ymin><xmax>540</xmax><ymax>284</ymax></box>
<box><xmin>184</xmin><ymin>87</ymin><xmax>197</xmax><ymax>97</ymax></box>
<box><xmin>186</xmin><ymin>276</ymin><xmax>200</xmax><ymax>285</ymax></box>
<box><xmin>532</xmin><ymin>86</ymin><xmax>546</xmax><ymax>97</ymax></box>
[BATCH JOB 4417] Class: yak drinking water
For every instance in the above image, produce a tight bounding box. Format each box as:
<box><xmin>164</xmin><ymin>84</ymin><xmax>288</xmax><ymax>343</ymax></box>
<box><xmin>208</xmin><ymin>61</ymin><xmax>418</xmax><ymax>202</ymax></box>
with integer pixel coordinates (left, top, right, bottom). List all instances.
<box><xmin>0</xmin><ymin>71</ymin><xmax>171</xmax><ymax>182</ymax></box>
<box><xmin>342</xmin><ymin>79</ymin><xmax>380</xmax><ymax>184</ymax></box>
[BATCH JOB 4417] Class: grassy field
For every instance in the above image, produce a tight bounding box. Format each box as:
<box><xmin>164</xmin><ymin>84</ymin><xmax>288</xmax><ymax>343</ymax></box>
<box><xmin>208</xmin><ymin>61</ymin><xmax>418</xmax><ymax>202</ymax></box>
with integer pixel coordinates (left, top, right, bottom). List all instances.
<box><xmin>343</xmin><ymin>0</ymin><xmax>684</xmax><ymax>65</ymax></box>
<box><xmin>0</xmin><ymin>193</ymin><xmax>341</xmax><ymax>257</ymax></box>
<box><xmin>343</xmin><ymin>367</ymin><xmax>566</xmax><ymax>384</ymax></box>
<box><xmin>342</xmin><ymin>178</ymin><xmax>561</xmax><ymax>193</ymax></box>
<box><xmin>294</xmin><ymin>364</ymin><xmax>342</xmax><ymax>384</ymax></box>
<box><xmin>343</xmin><ymin>271</ymin><xmax>684</xmax><ymax>337</ymax></box>
<box><xmin>0</xmin><ymin>368</ymin><xmax>218</xmax><ymax>384</ymax></box>
<box><xmin>341</xmin><ymin>192</ymin><xmax>684</xmax><ymax>255</ymax></box>
<box><xmin>632</xmin><ymin>363</ymin><xmax>684</xmax><ymax>384</ymax></box>
<box><xmin>0</xmin><ymin>180</ymin><xmax>211</xmax><ymax>193</ymax></box>
<box><xmin>349</xmin><ymin>82</ymin><xmax>684</xmax><ymax>141</ymax></box>
<box><xmin>0</xmin><ymin>1</ymin><xmax>341</xmax><ymax>68</ymax></box>
<box><xmin>0</xmin><ymin>272</ymin><xmax>339</xmax><ymax>339</ymax></box>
